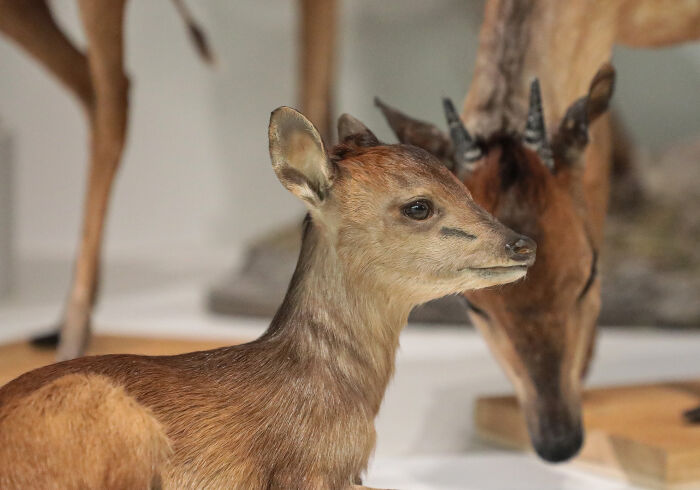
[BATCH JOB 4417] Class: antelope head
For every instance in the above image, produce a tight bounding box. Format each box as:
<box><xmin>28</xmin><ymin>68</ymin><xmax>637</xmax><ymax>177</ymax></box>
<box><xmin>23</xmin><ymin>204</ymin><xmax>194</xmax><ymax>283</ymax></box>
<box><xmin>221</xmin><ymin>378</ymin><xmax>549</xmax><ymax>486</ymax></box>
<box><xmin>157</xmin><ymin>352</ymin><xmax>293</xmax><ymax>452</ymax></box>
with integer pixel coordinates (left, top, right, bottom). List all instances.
<box><xmin>376</xmin><ymin>63</ymin><xmax>615</xmax><ymax>462</ymax></box>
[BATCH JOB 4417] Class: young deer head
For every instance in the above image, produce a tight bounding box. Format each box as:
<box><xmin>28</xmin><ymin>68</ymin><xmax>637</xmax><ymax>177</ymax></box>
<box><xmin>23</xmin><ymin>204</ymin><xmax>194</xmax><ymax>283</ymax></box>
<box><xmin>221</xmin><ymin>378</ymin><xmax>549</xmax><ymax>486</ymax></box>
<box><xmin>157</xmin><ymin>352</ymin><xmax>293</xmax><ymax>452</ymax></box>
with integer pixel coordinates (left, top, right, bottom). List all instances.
<box><xmin>376</xmin><ymin>63</ymin><xmax>615</xmax><ymax>463</ymax></box>
<box><xmin>270</xmin><ymin>107</ymin><xmax>537</xmax><ymax>306</ymax></box>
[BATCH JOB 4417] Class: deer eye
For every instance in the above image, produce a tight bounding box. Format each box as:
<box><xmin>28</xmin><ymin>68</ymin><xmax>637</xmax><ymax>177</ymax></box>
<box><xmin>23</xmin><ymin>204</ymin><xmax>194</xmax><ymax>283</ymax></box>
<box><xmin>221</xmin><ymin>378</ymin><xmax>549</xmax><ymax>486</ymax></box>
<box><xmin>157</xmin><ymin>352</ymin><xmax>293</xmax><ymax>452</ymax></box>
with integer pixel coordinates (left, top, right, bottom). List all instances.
<box><xmin>402</xmin><ymin>199</ymin><xmax>433</xmax><ymax>220</ymax></box>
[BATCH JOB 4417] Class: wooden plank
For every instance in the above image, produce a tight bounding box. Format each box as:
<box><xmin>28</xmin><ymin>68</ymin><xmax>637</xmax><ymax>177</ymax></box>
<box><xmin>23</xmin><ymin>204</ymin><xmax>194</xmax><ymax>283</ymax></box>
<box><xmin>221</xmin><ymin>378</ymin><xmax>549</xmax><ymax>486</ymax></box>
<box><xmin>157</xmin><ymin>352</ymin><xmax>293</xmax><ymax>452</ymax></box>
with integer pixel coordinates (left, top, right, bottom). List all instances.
<box><xmin>475</xmin><ymin>380</ymin><xmax>700</xmax><ymax>489</ymax></box>
<box><xmin>0</xmin><ymin>334</ymin><xmax>242</xmax><ymax>387</ymax></box>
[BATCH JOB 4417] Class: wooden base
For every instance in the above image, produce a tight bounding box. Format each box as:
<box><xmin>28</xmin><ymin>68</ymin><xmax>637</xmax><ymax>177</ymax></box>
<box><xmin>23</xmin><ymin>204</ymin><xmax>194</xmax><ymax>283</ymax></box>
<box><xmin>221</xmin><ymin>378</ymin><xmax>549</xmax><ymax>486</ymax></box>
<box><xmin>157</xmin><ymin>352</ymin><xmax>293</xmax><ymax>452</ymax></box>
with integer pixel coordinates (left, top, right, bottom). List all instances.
<box><xmin>0</xmin><ymin>335</ymin><xmax>240</xmax><ymax>387</ymax></box>
<box><xmin>475</xmin><ymin>380</ymin><xmax>700</xmax><ymax>489</ymax></box>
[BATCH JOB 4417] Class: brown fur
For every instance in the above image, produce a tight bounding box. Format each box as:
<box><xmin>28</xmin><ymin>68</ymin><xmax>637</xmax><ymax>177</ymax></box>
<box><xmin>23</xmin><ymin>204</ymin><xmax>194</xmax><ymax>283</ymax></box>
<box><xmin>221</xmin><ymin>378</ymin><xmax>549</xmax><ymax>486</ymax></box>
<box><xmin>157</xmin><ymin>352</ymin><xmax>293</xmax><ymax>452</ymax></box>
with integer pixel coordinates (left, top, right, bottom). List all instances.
<box><xmin>464</xmin><ymin>0</ymin><xmax>699</xmax><ymax>461</ymax></box>
<box><xmin>0</xmin><ymin>109</ymin><xmax>534</xmax><ymax>489</ymax></box>
<box><xmin>376</xmin><ymin>64</ymin><xmax>612</xmax><ymax>461</ymax></box>
<box><xmin>463</xmin><ymin>139</ymin><xmax>598</xmax><ymax>462</ymax></box>
<box><xmin>0</xmin><ymin>374</ymin><xmax>171</xmax><ymax>489</ymax></box>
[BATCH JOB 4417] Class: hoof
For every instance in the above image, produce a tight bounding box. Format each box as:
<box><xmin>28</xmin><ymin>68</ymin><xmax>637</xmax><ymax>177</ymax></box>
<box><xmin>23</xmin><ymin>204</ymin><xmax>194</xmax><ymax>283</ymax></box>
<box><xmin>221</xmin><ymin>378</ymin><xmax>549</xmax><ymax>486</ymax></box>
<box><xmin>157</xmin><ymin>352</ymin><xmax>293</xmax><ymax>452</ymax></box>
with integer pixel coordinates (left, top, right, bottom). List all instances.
<box><xmin>30</xmin><ymin>330</ymin><xmax>61</xmax><ymax>349</ymax></box>
<box><xmin>684</xmin><ymin>405</ymin><xmax>700</xmax><ymax>423</ymax></box>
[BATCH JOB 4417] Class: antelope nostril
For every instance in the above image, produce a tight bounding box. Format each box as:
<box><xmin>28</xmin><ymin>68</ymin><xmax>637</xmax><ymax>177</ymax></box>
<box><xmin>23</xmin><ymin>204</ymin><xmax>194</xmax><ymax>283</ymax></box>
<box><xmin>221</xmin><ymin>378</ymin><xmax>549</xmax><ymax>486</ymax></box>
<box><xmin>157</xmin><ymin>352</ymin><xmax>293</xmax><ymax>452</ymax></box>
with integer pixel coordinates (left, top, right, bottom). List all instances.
<box><xmin>506</xmin><ymin>236</ymin><xmax>536</xmax><ymax>262</ymax></box>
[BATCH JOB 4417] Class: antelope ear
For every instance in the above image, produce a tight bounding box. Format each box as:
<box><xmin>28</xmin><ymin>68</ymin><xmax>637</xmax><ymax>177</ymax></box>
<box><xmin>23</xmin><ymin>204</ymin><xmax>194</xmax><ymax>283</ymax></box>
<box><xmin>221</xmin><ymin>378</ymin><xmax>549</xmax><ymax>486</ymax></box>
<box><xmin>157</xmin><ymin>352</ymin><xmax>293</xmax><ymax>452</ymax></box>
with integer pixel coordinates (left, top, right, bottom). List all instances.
<box><xmin>374</xmin><ymin>97</ymin><xmax>454</xmax><ymax>165</ymax></box>
<box><xmin>553</xmin><ymin>63</ymin><xmax>616</xmax><ymax>164</ymax></box>
<box><xmin>337</xmin><ymin>113</ymin><xmax>380</xmax><ymax>147</ymax></box>
<box><xmin>269</xmin><ymin>107</ymin><xmax>334</xmax><ymax>207</ymax></box>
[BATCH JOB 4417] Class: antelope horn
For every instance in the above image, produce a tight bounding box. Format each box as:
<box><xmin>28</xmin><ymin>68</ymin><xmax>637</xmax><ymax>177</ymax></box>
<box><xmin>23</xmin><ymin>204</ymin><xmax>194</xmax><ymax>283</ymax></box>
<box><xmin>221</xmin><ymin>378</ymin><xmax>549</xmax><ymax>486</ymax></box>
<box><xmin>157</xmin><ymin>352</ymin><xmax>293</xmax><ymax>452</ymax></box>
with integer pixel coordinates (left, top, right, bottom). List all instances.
<box><xmin>442</xmin><ymin>97</ymin><xmax>482</xmax><ymax>178</ymax></box>
<box><xmin>523</xmin><ymin>79</ymin><xmax>554</xmax><ymax>170</ymax></box>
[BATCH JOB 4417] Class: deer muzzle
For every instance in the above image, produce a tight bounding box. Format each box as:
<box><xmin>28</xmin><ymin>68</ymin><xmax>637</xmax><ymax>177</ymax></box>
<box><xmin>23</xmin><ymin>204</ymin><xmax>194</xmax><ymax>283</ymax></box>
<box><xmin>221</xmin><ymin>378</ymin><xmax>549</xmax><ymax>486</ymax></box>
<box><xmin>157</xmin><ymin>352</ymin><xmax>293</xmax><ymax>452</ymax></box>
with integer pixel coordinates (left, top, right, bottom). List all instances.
<box><xmin>505</xmin><ymin>235</ymin><xmax>537</xmax><ymax>265</ymax></box>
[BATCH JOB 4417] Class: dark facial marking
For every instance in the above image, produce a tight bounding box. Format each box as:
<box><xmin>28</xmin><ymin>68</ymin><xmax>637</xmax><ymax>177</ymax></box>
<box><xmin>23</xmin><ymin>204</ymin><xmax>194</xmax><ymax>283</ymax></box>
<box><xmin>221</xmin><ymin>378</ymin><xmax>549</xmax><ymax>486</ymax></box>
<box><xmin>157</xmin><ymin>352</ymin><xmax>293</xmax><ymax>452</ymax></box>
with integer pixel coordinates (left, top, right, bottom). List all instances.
<box><xmin>440</xmin><ymin>227</ymin><xmax>477</xmax><ymax>240</ymax></box>
<box><xmin>577</xmin><ymin>249</ymin><xmax>598</xmax><ymax>301</ymax></box>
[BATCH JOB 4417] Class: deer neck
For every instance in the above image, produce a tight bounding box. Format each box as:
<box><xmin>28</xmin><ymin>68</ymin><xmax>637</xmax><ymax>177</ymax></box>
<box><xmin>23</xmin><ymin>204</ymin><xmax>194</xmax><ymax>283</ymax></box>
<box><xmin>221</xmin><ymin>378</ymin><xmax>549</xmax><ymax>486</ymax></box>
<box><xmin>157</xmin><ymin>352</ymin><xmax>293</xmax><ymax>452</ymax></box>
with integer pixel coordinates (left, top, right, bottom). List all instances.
<box><xmin>261</xmin><ymin>217</ymin><xmax>411</xmax><ymax>413</ymax></box>
<box><xmin>464</xmin><ymin>0</ymin><xmax>619</xmax><ymax>135</ymax></box>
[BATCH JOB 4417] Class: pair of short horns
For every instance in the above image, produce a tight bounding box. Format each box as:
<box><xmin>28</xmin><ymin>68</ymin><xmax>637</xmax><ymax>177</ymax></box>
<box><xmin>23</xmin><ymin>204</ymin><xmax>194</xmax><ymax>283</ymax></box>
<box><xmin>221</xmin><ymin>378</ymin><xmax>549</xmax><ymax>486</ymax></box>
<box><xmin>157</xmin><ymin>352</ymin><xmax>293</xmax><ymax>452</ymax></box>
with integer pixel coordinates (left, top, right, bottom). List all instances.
<box><xmin>375</xmin><ymin>63</ymin><xmax>614</xmax><ymax>176</ymax></box>
<box><xmin>441</xmin><ymin>78</ymin><xmax>553</xmax><ymax>176</ymax></box>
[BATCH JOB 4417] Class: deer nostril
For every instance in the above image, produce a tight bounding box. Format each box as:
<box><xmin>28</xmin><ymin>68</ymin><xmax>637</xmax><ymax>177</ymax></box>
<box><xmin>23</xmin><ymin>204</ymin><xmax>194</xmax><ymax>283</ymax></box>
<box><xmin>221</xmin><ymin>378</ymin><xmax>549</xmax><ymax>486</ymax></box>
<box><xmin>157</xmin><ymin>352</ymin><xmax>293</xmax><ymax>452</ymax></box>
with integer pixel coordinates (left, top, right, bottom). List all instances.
<box><xmin>506</xmin><ymin>236</ymin><xmax>537</xmax><ymax>262</ymax></box>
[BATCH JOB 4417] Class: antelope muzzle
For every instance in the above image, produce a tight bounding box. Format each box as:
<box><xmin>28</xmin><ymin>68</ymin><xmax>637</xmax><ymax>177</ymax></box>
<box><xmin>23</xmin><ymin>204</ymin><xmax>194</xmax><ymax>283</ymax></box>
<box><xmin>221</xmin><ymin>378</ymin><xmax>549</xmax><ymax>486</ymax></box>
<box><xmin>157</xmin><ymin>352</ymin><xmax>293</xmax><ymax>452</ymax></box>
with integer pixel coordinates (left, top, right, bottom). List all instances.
<box><xmin>524</xmin><ymin>391</ymin><xmax>584</xmax><ymax>463</ymax></box>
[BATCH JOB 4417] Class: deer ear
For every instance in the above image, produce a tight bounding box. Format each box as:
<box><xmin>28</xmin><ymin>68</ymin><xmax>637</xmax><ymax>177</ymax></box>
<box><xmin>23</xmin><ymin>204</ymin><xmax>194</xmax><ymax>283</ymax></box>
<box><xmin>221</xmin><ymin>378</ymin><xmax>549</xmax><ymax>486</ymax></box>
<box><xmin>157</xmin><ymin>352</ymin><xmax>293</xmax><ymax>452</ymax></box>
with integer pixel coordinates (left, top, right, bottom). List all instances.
<box><xmin>553</xmin><ymin>63</ymin><xmax>616</xmax><ymax>165</ymax></box>
<box><xmin>269</xmin><ymin>107</ymin><xmax>334</xmax><ymax>207</ymax></box>
<box><xmin>374</xmin><ymin>97</ymin><xmax>454</xmax><ymax>166</ymax></box>
<box><xmin>337</xmin><ymin>113</ymin><xmax>380</xmax><ymax>147</ymax></box>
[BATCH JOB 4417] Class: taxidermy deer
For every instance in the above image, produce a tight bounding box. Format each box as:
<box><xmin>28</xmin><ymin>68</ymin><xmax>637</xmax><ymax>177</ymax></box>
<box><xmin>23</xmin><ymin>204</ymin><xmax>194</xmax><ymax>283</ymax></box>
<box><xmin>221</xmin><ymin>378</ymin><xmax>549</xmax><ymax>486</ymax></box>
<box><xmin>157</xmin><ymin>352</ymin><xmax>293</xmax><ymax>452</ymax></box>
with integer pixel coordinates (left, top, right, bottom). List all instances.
<box><xmin>375</xmin><ymin>0</ymin><xmax>700</xmax><ymax>463</ymax></box>
<box><xmin>0</xmin><ymin>0</ymin><xmax>212</xmax><ymax>361</ymax></box>
<box><xmin>0</xmin><ymin>108</ymin><xmax>535</xmax><ymax>489</ymax></box>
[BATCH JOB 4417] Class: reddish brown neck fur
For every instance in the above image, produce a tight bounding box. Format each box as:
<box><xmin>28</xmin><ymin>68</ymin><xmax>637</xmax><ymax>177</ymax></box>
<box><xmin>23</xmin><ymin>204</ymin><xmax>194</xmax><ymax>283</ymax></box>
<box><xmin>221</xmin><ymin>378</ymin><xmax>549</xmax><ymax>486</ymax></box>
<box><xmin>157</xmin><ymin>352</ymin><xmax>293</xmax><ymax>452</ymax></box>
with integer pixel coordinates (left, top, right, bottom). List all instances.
<box><xmin>262</xmin><ymin>217</ymin><xmax>409</xmax><ymax>413</ymax></box>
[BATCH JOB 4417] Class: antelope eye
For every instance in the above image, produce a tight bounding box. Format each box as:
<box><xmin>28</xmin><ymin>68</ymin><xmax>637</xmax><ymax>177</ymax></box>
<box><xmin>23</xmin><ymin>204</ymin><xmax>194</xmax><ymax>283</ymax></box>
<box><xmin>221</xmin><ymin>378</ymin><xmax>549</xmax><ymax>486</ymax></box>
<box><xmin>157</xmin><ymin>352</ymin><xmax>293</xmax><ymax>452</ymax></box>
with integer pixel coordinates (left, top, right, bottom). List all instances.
<box><xmin>402</xmin><ymin>199</ymin><xmax>433</xmax><ymax>220</ymax></box>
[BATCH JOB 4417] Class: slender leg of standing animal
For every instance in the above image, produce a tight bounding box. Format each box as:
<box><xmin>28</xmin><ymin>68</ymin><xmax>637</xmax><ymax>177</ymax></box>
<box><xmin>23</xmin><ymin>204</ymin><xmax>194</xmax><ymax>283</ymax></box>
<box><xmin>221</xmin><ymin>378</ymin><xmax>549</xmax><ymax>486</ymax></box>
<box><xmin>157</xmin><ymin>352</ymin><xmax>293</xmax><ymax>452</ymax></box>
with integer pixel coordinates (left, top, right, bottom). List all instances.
<box><xmin>56</xmin><ymin>0</ymin><xmax>130</xmax><ymax>360</ymax></box>
<box><xmin>0</xmin><ymin>0</ymin><xmax>97</xmax><ymax>355</ymax></box>
<box><xmin>0</xmin><ymin>0</ymin><xmax>124</xmax><ymax>359</ymax></box>
<box><xmin>2</xmin><ymin>0</ymin><xmax>211</xmax><ymax>357</ymax></box>
<box><xmin>0</xmin><ymin>0</ymin><xmax>93</xmax><ymax>112</ymax></box>
<box><xmin>298</xmin><ymin>0</ymin><xmax>337</xmax><ymax>142</ymax></box>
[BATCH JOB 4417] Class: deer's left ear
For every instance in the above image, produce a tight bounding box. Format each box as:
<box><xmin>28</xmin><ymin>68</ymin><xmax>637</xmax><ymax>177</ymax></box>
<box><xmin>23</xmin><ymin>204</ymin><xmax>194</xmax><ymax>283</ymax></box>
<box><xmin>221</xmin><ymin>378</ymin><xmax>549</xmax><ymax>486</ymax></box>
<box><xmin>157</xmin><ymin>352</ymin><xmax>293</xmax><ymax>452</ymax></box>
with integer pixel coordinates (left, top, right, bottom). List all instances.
<box><xmin>269</xmin><ymin>107</ymin><xmax>334</xmax><ymax>207</ymax></box>
<box><xmin>337</xmin><ymin>113</ymin><xmax>380</xmax><ymax>147</ymax></box>
<box><xmin>552</xmin><ymin>63</ymin><xmax>616</xmax><ymax>165</ymax></box>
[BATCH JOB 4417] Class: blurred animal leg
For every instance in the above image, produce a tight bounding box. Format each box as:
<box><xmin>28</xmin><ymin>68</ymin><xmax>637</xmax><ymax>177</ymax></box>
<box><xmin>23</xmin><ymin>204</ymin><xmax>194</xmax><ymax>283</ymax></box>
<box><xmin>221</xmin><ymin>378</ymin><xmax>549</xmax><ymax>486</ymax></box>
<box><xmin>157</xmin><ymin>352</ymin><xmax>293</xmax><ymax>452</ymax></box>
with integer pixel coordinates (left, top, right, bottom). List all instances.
<box><xmin>299</xmin><ymin>0</ymin><xmax>337</xmax><ymax>142</ymax></box>
<box><xmin>57</xmin><ymin>0</ymin><xmax>130</xmax><ymax>360</ymax></box>
<box><xmin>0</xmin><ymin>0</ymin><xmax>93</xmax><ymax>111</ymax></box>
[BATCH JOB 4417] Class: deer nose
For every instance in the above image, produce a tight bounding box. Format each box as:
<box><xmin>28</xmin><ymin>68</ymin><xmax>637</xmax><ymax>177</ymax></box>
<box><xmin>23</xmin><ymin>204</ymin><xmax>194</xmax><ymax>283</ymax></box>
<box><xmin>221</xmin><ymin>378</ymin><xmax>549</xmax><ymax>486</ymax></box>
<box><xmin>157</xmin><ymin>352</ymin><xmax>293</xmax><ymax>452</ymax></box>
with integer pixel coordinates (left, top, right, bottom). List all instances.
<box><xmin>505</xmin><ymin>236</ymin><xmax>536</xmax><ymax>263</ymax></box>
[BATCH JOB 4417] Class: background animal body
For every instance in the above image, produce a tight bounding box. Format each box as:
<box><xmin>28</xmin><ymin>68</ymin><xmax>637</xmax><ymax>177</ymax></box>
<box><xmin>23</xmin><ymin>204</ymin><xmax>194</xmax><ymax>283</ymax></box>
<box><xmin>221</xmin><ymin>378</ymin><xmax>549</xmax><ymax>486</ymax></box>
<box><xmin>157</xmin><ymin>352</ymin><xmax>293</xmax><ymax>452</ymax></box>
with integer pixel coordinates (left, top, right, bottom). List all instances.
<box><xmin>373</xmin><ymin>0</ymin><xmax>700</xmax><ymax>463</ymax></box>
<box><xmin>375</xmin><ymin>0</ymin><xmax>622</xmax><ymax>462</ymax></box>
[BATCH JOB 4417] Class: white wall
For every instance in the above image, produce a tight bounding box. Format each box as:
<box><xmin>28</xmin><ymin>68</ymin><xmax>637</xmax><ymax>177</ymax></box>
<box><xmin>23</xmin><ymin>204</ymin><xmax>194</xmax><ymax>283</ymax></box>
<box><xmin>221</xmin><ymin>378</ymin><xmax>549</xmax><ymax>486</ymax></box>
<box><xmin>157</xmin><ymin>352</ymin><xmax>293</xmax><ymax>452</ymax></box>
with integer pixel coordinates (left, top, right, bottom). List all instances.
<box><xmin>0</xmin><ymin>0</ymin><xmax>698</xmax><ymax>262</ymax></box>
